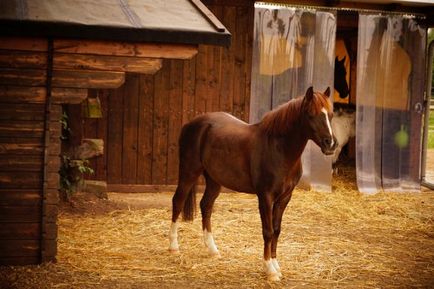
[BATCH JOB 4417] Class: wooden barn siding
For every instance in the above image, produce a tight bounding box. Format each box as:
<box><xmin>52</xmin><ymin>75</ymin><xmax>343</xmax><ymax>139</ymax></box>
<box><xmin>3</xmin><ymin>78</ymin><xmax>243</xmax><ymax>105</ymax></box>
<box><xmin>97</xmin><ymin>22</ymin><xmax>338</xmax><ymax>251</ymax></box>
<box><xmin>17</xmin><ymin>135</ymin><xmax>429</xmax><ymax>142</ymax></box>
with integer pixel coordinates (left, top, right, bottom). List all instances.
<box><xmin>73</xmin><ymin>4</ymin><xmax>254</xmax><ymax>186</ymax></box>
<box><xmin>0</xmin><ymin>99</ymin><xmax>61</xmax><ymax>265</ymax></box>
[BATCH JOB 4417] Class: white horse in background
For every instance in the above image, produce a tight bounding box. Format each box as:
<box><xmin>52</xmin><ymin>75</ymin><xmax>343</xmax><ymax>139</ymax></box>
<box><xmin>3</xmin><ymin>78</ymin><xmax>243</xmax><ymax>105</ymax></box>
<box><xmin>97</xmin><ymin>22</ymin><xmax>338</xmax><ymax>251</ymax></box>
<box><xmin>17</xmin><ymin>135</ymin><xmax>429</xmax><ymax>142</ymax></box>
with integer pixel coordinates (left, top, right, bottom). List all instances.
<box><xmin>331</xmin><ymin>108</ymin><xmax>356</xmax><ymax>164</ymax></box>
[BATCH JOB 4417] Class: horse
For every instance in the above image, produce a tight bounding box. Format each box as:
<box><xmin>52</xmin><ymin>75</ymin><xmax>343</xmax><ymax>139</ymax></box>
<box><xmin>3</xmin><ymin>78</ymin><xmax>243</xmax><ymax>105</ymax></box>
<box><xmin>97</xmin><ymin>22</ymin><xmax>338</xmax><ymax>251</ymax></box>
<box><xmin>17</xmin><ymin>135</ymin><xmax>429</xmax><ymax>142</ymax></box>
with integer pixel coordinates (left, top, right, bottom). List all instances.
<box><xmin>168</xmin><ymin>87</ymin><xmax>337</xmax><ymax>281</ymax></box>
<box><xmin>334</xmin><ymin>56</ymin><xmax>349</xmax><ymax>99</ymax></box>
<box><xmin>331</xmin><ymin>107</ymin><xmax>356</xmax><ymax>165</ymax></box>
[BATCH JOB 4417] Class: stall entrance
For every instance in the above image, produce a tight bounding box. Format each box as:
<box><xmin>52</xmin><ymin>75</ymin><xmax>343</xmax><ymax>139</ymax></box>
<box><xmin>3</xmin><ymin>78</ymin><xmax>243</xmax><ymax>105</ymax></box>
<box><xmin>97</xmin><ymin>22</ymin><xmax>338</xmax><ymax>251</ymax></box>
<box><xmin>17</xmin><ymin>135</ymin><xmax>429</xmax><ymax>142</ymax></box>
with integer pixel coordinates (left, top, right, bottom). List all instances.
<box><xmin>250</xmin><ymin>3</ymin><xmax>427</xmax><ymax>193</ymax></box>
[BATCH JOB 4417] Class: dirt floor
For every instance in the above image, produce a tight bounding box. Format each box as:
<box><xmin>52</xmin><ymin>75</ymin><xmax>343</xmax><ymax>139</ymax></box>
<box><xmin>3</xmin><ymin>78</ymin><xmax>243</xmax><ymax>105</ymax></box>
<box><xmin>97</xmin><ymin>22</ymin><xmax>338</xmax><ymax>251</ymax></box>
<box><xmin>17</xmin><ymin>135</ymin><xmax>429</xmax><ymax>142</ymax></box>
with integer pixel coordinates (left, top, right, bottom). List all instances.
<box><xmin>1</xmin><ymin>166</ymin><xmax>434</xmax><ymax>289</ymax></box>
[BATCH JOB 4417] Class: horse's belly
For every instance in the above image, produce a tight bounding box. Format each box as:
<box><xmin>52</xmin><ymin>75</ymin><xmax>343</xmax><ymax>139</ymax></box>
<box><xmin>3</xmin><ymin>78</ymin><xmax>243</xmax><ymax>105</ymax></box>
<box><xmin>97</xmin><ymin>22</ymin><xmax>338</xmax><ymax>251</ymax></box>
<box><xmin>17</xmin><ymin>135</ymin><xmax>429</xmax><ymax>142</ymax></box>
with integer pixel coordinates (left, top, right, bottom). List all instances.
<box><xmin>202</xmin><ymin>144</ymin><xmax>254</xmax><ymax>193</ymax></box>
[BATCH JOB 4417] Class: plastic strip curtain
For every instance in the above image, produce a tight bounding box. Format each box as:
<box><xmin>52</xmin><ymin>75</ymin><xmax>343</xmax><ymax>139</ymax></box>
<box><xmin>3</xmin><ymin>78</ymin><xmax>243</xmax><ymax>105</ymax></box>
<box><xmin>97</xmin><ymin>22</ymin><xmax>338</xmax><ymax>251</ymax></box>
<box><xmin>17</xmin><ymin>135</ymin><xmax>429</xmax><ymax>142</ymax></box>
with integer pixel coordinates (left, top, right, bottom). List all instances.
<box><xmin>250</xmin><ymin>2</ymin><xmax>336</xmax><ymax>191</ymax></box>
<box><xmin>356</xmin><ymin>14</ymin><xmax>426</xmax><ymax>193</ymax></box>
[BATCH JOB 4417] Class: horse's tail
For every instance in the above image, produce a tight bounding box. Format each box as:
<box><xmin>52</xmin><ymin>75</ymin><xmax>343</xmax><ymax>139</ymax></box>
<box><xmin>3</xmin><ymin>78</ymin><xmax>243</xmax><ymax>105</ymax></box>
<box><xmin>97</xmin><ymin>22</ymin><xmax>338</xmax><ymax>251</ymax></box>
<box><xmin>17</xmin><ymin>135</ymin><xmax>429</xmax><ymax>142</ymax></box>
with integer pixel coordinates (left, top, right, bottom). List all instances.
<box><xmin>182</xmin><ymin>183</ymin><xmax>197</xmax><ymax>222</ymax></box>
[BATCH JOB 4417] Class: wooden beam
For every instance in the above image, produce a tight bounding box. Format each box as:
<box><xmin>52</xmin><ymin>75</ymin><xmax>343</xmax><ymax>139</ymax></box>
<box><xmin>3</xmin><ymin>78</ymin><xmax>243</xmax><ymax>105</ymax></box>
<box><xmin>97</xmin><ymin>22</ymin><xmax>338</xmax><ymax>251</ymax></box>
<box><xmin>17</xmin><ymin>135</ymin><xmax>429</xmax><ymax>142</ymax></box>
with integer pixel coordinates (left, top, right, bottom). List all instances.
<box><xmin>0</xmin><ymin>37</ymin><xmax>198</xmax><ymax>59</ymax></box>
<box><xmin>0</xmin><ymin>37</ymin><xmax>47</xmax><ymax>52</ymax></box>
<box><xmin>54</xmin><ymin>53</ymin><xmax>163</xmax><ymax>74</ymax></box>
<box><xmin>0</xmin><ymin>68</ymin><xmax>125</xmax><ymax>89</ymax></box>
<box><xmin>54</xmin><ymin>39</ymin><xmax>198</xmax><ymax>59</ymax></box>
<box><xmin>0</xmin><ymin>50</ymin><xmax>163</xmax><ymax>74</ymax></box>
<box><xmin>0</xmin><ymin>85</ymin><xmax>87</xmax><ymax>104</ymax></box>
<box><xmin>53</xmin><ymin>69</ymin><xmax>125</xmax><ymax>89</ymax></box>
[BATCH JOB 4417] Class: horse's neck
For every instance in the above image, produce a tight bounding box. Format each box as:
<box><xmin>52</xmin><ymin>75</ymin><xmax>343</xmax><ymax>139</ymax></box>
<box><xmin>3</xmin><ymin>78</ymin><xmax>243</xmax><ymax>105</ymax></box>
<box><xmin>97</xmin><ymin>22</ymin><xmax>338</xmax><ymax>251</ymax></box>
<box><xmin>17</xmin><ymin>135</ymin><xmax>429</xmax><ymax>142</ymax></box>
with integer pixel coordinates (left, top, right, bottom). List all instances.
<box><xmin>266</xmin><ymin>126</ymin><xmax>308</xmax><ymax>164</ymax></box>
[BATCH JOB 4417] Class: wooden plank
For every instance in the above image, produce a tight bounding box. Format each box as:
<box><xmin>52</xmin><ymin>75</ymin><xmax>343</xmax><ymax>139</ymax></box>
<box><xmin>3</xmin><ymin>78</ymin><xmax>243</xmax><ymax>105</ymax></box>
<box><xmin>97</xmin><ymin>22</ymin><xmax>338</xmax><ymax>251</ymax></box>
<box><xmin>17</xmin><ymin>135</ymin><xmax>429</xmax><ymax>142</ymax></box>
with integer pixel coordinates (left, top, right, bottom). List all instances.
<box><xmin>182</xmin><ymin>57</ymin><xmax>196</xmax><ymax>124</ymax></box>
<box><xmin>233</xmin><ymin>6</ymin><xmax>248</xmax><ymax>120</ymax></box>
<box><xmin>244</xmin><ymin>4</ymin><xmax>254</xmax><ymax>120</ymax></box>
<box><xmin>94</xmin><ymin>90</ymin><xmax>108</xmax><ymax>181</ymax></box>
<box><xmin>0</xmin><ymin>50</ymin><xmax>162</xmax><ymax>74</ymax></box>
<box><xmin>0</xmin><ymin>137</ymin><xmax>44</xmax><ymax>155</ymax></box>
<box><xmin>107</xmin><ymin>184</ymin><xmax>178</xmax><ymax>193</ymax></box>
<box><xmin>107</xmin><ymin>184</ymin><xmax>235</xmax><ymax>193</ymax></box>
<box><xmin>122</xmin><ymin>74</ymin><xmax>140</xmax><ymax>184</ymax></box>
<box><xmin>0</xmin><ymin>189</ymin><xmax>41</xmax><ymax>206</ymax></box>
<box><xmin>0</xmin><ymin>38</ymin><xmax>199</xmax><ymax>59</ymax></box>
<box><xmin>0</xmin><ymin>120</ymin><xmax>44</xmax><ymax>138</ymax></box>
<box><xmin>54</xmin><ymin>39</ymin><xmax>198</xmax><ymax>60</ymax></box>
<box><xmin>0</xmin><ymin>85</ymin><xmax>86</xmax><ymax>104</ymax></box>
<box><xmin>0</xmin><ymin>223</ymin><xmax>41</xmax><ymax>239</ymax></box>
<box><xmin>107</xmin><ymin>87</ymin><xmax>124</xmax><ymax>183</ymax></box>
<box><xmin>52</xmin><ymin>88</ymin><xmax>88</xmax><ymax>104</ymax></box>
<box><xmin>0</xmin><ymin>240</ymin><xmax>40</xmax><ymax>257</ymax></box>
<box><xmin>44</xmin><ymin>188</ymin><xmax>59</xmax><ymax>205</ymax></box>
<box><xmin>151</xmin><ymin>61</ymin><xmax>170</xmax><ymax>184</ymax></box>
<box><xmin>167</xmin><ymin>60</ymin><xmax>183</xmax><ymax>184</ymax></box>
<box><xmin>0</xmin><ymin>103</ymin><xmax>45</xmax><ymax>121</ymax></box>
<box><xmin>137</xmin><ymin>75</ymin><xmax>154</xmax><ymax>184</ymax></box>
<box><xmin>53</xmin><ymin>69</ymin><xmax>126</xmax><ymax>89</ymax></box>
<box><xmin>42</xmin><ymin>204</ymin><xmax>58</xmax><ymax>223</ymax></box>
<box><xmin>194</xmin><ymin>45</ymin><xmax>208</xmax><ymax>116</ymax></box>
<box><xmin>0</xmin><ymin>86</ymin><xmax>45</xmax><ymax>103</ymax></box>
<box><xmin>54</xmin><ymin>53</ymin><xmax>163</xmax><ymax>74</ymax></box>
<box><xmin>0</xmin><ymin>67</ymin><xmax>45</xmax><ymax>87</ymax></box>
<box><xmin>0</xmin><ymin>172</ymin><xmax>42</xmax><ymax>189</ymax></box>
<box><xmin>0</xmin><ymin>50</ymin><xmax>46</xmax><ymax>69</ymax></box>
<box><xmin>219</xmin><ymin>6</ymin><xmax>236</xmax><ymax>113</ymax></box>
<box><xmin>0</xmin><ymin>155</ymin><xmax>43</xmax><ymax>171</ymax></box>
<box><xmin>41</xmin><ymin>239</ymin><xmax>57</xmax><ymax>261</ymax></box>
<box><xmin>0</xmin><ymin>37</ymin><xmax>47</xmax><ymax>52</ymax></box>
<box><xmin>46</xmin><ymin>172</ymin><xmax>60</xmax><ymax>190</ymax></box>
<box><xmin>81</xmin><ymin>91</ymin><xmax>99</xmax><ymax>180</ymax></box>
<box><xmin>0</xmin><ymin>205</ymin><xmax>41</xmax><ymax>222</ymax></box>
<box><xmin>42</xmin><ymin>222</ymin><xmax>57</xmax><ymax>240</ymax></box>
<box><xmin>0</xmin><ymin>68</ymin><xmax>125</xmax><ymax>89</ymax></box>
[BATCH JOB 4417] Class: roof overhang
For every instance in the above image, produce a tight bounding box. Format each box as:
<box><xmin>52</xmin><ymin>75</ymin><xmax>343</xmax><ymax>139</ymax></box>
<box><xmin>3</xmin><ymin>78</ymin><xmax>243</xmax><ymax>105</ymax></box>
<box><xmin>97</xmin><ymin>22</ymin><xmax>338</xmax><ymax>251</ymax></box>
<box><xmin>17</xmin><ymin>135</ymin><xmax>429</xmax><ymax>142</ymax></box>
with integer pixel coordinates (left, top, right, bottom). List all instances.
<box><xmin>0</xmin><ymin>0</ymin><xmax>231</xmax><ymax>47</ymax></box>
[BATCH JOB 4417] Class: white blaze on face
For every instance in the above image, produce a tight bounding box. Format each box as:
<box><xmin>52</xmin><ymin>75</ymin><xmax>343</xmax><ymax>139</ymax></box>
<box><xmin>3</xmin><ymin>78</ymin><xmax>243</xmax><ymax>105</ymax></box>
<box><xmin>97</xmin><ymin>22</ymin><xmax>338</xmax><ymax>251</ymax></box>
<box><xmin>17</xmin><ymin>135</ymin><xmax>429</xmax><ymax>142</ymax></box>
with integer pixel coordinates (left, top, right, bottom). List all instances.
<box><xmin>321</xmin><ymin>107</ymin><xmax>334</xmax><ymax>147</ymax></box>
<box><xmin>203</xmin><ymin>229</ymin><xmax>220</xmax><ymax>256</ymax></box>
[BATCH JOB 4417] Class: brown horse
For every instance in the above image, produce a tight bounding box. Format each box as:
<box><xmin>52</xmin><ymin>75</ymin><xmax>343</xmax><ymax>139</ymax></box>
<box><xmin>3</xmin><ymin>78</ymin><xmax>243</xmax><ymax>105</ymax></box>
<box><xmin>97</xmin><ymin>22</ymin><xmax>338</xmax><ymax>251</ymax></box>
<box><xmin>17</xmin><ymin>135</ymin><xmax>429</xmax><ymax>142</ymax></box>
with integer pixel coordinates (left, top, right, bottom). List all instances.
<box><xmin>168</xmin><ymin>87</ymin><xmax>337</xmax><ymax>281</ymax></box>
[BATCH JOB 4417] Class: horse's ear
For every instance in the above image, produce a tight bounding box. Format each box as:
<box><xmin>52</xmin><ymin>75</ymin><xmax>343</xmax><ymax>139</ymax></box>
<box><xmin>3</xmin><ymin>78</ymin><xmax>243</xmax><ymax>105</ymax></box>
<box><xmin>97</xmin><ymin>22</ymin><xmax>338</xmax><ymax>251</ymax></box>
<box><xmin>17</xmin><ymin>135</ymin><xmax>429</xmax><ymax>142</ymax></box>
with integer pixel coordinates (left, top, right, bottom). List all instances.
<box><xmin>324</xmin><ymin>87</ymin><xmax>331</xmax><ymax>98</ymax></box>
<box><xmin>305</xmin><ymin>86</ymin><xmax>314</xmax><ymax>101</ymax></box>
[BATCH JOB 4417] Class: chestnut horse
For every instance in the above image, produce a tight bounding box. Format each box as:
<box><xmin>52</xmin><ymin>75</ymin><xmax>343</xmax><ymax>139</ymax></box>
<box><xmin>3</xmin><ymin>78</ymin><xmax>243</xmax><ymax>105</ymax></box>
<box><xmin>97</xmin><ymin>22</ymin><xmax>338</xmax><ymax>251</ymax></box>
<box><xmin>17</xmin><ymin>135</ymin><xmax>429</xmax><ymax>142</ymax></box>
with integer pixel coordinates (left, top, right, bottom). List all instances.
<box><xmin>168</xmin><ymin>87</ymin><xmax>337</xmax><ymax>281</ymax></box>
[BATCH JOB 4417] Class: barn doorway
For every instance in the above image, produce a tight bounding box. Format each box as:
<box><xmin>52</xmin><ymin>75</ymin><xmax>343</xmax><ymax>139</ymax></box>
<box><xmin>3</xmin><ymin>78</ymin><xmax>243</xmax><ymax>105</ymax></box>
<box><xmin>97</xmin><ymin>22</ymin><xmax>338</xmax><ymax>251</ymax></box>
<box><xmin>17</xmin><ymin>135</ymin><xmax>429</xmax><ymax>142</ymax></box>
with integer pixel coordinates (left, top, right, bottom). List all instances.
<box><xmin>251</xmin><ymin>3</ymin><xmax>428</xmax><ymax>193</ymax></box>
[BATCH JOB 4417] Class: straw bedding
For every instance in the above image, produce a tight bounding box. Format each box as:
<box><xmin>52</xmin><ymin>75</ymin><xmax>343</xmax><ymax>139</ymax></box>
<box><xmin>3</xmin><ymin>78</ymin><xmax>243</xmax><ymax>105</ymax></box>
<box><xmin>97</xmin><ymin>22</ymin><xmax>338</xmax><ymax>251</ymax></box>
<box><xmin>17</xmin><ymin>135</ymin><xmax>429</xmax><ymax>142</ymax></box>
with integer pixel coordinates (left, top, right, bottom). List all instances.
<box><xmin>1</xmin><ymin>166</ymin><xmax>434</xmax><ymax>288</ymax></box>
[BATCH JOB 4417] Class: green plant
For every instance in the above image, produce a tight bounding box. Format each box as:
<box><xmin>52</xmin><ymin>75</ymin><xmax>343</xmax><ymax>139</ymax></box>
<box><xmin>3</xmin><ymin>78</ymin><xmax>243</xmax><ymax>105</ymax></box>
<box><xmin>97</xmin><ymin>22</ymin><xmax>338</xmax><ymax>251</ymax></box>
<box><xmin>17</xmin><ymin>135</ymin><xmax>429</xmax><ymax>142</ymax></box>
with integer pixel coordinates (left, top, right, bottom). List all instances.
<box><xmin>59</xmin><ymin>109</ymin><xmax>94</xmax><ymax>201</ymax></box>
<box><xmin>59</xmin><ymin>155</ymin><xmax>94</xmax><ymax>200</ymax></box>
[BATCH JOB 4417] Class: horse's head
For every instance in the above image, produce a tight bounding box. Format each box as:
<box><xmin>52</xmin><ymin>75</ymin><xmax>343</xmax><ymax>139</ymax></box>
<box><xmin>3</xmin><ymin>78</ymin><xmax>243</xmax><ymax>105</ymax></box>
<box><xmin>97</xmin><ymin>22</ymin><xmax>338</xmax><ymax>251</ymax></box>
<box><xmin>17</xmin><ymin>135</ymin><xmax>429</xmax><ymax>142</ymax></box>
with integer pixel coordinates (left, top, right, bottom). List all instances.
<box><xmin>334</xmin><ymin>56</ymin><xmax>349</xmax><ymax>99</ymax></box>
<box><xmin>301</xmin><ymin>87</ymin><xmax>338</xmax><ymax>155</ymax></box>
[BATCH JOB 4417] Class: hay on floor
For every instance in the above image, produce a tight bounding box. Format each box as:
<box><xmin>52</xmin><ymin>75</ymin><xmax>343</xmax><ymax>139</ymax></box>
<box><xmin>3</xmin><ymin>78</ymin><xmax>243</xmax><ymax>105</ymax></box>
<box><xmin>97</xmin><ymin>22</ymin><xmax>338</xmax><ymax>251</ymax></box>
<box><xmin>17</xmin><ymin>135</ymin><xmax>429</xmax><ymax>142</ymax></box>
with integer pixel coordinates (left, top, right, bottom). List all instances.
<box><xmin>1</xmin><ymin>168</ymin><xmax>434</xmax><ymax>288</ymax></box>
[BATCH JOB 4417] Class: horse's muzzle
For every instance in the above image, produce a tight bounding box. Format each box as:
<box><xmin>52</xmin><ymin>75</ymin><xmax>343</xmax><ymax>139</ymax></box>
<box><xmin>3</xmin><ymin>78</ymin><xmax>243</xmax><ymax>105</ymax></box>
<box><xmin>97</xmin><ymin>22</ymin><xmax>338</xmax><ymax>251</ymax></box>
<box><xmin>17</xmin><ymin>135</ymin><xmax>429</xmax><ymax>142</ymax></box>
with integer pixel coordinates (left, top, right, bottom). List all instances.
<box><xmin>321</xmin><ymin>137</ymin><xmax>338</xmax><ymax>155</ymax></box>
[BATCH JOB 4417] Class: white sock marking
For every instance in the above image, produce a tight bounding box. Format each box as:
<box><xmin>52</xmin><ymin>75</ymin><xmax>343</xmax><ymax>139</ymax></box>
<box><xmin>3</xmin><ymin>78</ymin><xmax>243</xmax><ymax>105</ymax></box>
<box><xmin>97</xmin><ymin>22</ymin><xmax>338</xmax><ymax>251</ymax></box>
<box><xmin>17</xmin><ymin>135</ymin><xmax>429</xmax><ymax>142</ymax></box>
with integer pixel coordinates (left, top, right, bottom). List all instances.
<box><xmin>203</xmin><ymin>229</ymin><xmax>219</xmax><ymax>256</ymax></box>
<box><xmin>271</xmin><ymin>258</ymin><xmax>282</xmax><ymax>277</ymax></box>
<box><xmin>264</xmin><ymin>259</ymin><xmax>280</xmax><ymax>281</ymax></box>
<box><xmin>168</xmin><ymin>222</ymin><xmax>179</xmax><ymax>251</ymax></box>
<box><xmin>321</xmin><ymin>108</ymin><xmax>334</xmax><ymax>147</ymax></box>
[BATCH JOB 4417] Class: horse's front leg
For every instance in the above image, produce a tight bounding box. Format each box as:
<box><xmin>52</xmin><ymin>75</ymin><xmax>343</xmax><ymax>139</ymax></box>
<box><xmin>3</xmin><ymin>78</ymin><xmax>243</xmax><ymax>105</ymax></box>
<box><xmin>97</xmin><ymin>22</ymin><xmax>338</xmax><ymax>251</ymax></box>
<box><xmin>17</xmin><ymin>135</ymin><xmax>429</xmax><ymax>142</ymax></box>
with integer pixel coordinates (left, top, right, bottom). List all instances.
<box><xmin>258</xmin><ymin>193</ymin><xmax>280</xmax><ymax>281</ymax></box>
<box><xmin>271</xmin><ymin>189</ymin><xmax>293</xmax><ymax>279</ymax></box>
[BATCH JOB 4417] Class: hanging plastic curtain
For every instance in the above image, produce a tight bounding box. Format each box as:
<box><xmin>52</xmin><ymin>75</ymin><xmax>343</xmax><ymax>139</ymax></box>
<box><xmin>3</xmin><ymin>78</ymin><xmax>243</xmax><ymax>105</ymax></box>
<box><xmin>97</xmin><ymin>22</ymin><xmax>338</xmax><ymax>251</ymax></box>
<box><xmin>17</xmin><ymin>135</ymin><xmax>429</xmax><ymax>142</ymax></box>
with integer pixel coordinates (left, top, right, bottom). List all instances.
<box><xmin>356</xmin><ymin>14</ymin><xmax>426</xmax><ymax>193</ymax></box>
<box><xmin>250</xmin><ymin>2</ymin><xmax>336</xmax><ymax>191</ymax></box>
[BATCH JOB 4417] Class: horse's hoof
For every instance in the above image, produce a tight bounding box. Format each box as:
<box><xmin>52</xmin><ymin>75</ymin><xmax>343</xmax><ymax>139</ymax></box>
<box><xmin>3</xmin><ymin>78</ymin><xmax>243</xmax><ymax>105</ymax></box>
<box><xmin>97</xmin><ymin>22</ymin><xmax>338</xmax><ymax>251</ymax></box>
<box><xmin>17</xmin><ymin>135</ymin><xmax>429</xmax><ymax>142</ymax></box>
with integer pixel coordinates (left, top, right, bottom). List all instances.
<box><xmin>276</xmin><ymin>271</ymin><xmax>283</xmax><ymax>278</ymax></box>
<box><xmin>209</xmin><ymin>251</ymin><xmax>221</xmax><ymax>258</ymax></box>
<box><xmin>267</xmin><ymin>273</ymin><xmax>281</xmax><ymax>282</ymax></box>
<box><xmin>168</xmin><ymin>248</ymin><xmax>180</xmax><ymax>254</ymax></box>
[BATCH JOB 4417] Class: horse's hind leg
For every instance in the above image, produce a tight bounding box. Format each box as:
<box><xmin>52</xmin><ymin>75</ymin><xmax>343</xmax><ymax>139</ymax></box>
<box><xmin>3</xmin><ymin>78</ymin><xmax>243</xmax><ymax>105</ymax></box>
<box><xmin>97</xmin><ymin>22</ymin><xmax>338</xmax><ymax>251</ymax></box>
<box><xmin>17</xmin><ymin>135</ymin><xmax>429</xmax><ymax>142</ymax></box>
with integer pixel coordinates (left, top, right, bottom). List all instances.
<box><xmin>200</xmin><ymin>172</ymin><xmax>221</xmax><ymax>257</ymax></box>
<box><xmin>169</xmin><ymin>166</ymin><xmax>202</xmax><ymax>253</ymax></box>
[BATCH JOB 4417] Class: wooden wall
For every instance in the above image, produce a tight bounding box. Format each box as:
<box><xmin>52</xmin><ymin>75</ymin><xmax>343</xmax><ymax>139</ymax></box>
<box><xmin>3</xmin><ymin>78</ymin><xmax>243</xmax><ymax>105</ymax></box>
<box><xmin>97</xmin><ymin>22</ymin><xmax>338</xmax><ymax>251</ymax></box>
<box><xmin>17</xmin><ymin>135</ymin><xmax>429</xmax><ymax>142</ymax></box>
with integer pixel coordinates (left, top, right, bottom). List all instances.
<box><xmin>70</xmin><ymin>3</ymin><xmax>254</xmax><ymax>188</ymax></box>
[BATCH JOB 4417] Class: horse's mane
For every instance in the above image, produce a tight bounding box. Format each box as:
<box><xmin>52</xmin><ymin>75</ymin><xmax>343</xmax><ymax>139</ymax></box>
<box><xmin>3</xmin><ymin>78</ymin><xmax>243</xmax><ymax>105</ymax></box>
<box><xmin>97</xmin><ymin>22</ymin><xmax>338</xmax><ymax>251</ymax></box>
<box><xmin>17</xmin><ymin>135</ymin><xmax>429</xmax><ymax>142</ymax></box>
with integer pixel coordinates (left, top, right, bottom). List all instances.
<box><xmin>259</xmin><ymin>92</ymin><xmax>332</xmax><ymax>136</ymax></box>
